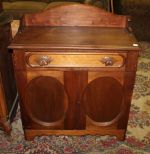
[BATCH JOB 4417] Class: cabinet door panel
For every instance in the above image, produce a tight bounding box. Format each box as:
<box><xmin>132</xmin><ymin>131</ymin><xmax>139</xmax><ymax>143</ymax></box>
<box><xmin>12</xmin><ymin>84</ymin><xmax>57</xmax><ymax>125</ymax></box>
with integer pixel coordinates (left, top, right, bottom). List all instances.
<box><xmin>82</xmin><ymin>77</ymin><xmax>124</xmax><ymax>126</ymax></box>
<box><xmin>25</xmin><ymin>76</ymin><xmax>68</xmax><ymax>127</ymax></box>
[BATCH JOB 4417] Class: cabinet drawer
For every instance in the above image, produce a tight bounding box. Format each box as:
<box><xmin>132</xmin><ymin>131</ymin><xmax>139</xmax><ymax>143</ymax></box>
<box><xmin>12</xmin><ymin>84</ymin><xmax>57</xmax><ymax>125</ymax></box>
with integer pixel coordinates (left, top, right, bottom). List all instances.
<box><xmin>26</xmin><ymin>53</ymin><xmax>125</xmax><ymax>68</ymax></box>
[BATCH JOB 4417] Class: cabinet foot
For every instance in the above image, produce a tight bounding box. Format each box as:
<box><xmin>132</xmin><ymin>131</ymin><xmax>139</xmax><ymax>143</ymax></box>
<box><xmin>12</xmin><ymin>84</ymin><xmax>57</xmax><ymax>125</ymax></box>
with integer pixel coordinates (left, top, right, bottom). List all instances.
<box><xmin>0</xmin><ymin>119</ymin><xmax>12</xmax><ymax>134</ymax></box>
<box><xmin>116</xmin><ymin>133</ymin><xmax>125</xmax><ymax>141</ymax></box>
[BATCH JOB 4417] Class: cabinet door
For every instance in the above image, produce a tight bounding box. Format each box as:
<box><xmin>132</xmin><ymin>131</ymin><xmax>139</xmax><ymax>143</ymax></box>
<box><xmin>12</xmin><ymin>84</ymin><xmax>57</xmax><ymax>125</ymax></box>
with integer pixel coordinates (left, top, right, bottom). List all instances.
<box><xmin>82</xmin><ymin>76</ymin><xmax>124</xmax><ymax>128</ymax></box>
<box><xmin>24</xmin><ymin>76</ymin><xmax>68</xmax><ymax>129</ymax></box>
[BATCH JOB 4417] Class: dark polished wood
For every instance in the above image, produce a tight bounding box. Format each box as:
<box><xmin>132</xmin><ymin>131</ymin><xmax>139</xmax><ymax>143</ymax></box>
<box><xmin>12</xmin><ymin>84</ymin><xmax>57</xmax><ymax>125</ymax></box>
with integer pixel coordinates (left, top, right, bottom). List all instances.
<box><xmin>0</xmin><ymin>14</ymin><xmax>18</xmax><ymax>133</ymax></box>
<box><xmin>25</xmin><ymin>76</ymin><xmax>68</xmax><ymax>127</ymax></box>
<box><xmin>0</xmin><ymin>2</ymin><xmax>2</xmax><ymax>13</ymax></box>
<box><xmin>82</xmin><ymin>77</ymin><xmax>124</xmax><ymax>125</ymax></box>
<box><xmin>64</xmin><ymin>71</ymin><xmax>87</xmax><ymax>130</ymax></box>
<box><xmin>9</xmin><ymin>4</ymin><xmax>140</xmax><ymax>140</ymax></box>
<box><xmin>10</xmin><ymin>27</ymin><xmax>139</xmax><ymax>51</ymax></box>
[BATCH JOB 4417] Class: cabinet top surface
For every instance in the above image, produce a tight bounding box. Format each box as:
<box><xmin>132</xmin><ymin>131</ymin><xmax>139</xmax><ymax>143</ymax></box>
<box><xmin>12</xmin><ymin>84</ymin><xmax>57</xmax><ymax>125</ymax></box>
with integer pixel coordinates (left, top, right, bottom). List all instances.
<box><xmin>9</xmin><ymin>26</ymin><xmax>140</xmax><ymax>51</ymax></box>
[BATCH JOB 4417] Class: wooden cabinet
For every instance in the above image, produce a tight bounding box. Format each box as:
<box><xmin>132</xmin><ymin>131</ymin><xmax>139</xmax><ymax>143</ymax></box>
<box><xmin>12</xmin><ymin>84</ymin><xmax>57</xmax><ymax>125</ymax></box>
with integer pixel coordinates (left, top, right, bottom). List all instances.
<box><xmin>9</xmin><ymin>4</ymin><xmax>140</xmax><ymax>140</ymax></box>
<box><xmin>0</xmin><ymin>14</ymin><xmax>18</xmax><ymax>133</ymax></box>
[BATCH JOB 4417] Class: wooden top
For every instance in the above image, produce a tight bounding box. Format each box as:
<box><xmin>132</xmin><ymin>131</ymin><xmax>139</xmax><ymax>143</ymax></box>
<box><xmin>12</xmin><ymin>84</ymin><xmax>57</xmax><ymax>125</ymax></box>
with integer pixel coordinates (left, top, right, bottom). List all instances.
<box><xmin>9</xmin><ymin>26</ymin><xmax>140</xmax><ymax>51</ymax></box>
<box><xmin>9</xmin><ymin>4</ymin><xmax>140</xmax><ymax>51</ymax></box>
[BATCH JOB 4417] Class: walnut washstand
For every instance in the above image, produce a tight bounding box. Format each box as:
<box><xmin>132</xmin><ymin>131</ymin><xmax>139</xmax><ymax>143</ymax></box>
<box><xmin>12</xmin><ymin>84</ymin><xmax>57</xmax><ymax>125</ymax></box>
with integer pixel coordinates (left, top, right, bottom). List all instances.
<box><xmin>9</xmin><ymin>4</ymin><xmax>140</xmax><ymax>140</ymax></box>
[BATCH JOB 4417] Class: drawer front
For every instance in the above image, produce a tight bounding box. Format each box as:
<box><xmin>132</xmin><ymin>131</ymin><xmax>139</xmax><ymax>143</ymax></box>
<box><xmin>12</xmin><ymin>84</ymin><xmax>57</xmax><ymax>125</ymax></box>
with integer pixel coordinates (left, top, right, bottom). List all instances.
<box><xmin>26</xmin><ymin>53</ymin><xmax>125</xmax><ymax>68</ymax></box>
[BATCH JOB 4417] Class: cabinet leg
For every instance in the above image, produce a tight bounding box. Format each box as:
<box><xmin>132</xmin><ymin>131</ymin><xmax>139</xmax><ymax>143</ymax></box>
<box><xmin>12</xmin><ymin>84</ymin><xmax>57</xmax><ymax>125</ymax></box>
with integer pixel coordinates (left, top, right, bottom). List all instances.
<box><xmin>0</xmin><ymin>119</ymin><xmax>12</xmax><ymax>134</ymax></box>
<box><xmin>116</xmin><ymin>133</ymin><xmax>125</xmax><ymax>141</ymax></box>
<box><xmin>24</xmin><ymin>133</ymin><xmax>35</xmax><ymax>141</ymax></box>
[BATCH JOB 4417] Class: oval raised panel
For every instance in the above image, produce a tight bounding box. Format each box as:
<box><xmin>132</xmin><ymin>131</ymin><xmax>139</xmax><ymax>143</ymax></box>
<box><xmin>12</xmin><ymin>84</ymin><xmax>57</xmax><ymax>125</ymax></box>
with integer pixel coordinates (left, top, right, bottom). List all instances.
<box><xmin>25</xmin><ymin>76</ymin><xmax>68</xmax><ymax>126</ymax></box>
<box><xmin>82</xmin><ymin>77</ymin><xmax>124</xmax><ymax>125</ymax></box>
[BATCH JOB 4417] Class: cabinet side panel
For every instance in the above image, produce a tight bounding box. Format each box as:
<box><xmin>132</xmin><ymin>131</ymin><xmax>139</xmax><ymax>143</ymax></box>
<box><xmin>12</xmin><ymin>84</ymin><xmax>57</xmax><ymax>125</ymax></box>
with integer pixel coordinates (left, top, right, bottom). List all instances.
<box><xmin>118</xmin><ymin>72</ymin><xmax>136</xmax><ymax>129</ymax></box>
<box><xmin>126</xmin><ymin>52</ymin><xmax>139</xmax><ymax>71</ymax></box>
<box><xmin>14</xmin><ymin>71</ymin><xmax>31</xmax><ymax>126</ymax></box>
<box><xmin>12</xmin><ymin>51</ymin><xmax>30</xmax><ymax>126</ymax></box>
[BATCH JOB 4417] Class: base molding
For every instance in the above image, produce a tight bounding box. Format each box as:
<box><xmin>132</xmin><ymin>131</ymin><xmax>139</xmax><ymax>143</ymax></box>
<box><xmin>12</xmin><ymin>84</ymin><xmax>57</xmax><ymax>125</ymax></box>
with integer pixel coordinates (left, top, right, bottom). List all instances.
<box><xmin>24</xmin><ymin>129</ymin><xmax>126</xmax><ymax>141</ymax></box>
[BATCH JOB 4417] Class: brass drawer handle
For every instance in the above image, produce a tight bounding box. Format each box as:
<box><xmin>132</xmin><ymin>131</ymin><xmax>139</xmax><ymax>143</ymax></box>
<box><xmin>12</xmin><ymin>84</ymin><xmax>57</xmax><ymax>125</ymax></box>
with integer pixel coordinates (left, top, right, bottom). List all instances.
<box><xmin>100</xmin><ymin>56</ymin><xmax>114</xmax><ymax>66</ymax></box>
<box><xmin>37</xmin><ymin>56</ymin><xmax>53</xmax><ymax>66</ymax></box>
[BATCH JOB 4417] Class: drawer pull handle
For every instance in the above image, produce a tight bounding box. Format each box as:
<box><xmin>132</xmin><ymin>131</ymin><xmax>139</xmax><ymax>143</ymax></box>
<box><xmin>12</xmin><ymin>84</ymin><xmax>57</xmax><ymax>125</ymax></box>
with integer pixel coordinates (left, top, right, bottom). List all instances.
<box><xmin>37</xmin><ymin>56</ymin><xmax>53</xmax><ymax>66</ymax></box>
<box><xmin>100</xmin><ymin>57</ymin><xmax>114</xmax><ymax>66</ymax></box>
